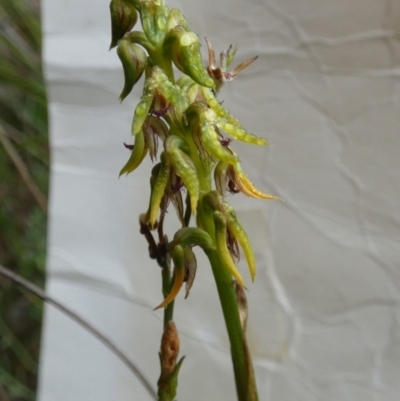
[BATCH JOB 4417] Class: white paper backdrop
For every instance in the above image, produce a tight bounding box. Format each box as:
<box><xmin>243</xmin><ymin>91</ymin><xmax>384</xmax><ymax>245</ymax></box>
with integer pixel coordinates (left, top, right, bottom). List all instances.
<box><xmin>38</xmin><ymin>1</ymin><xmax>400</xmax><ymax>400</ymax></box>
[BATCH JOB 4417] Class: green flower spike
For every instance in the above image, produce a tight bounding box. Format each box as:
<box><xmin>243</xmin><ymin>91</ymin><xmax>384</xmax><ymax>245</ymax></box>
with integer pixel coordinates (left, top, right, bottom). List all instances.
<box><xmin>154</xmin><ymin>245</ymin><xmax>185</xmax><ymax>310</ymax></box>
<box><xmin>109</xmin><ymin>0</ymin><xmax>138</xmax><ymax>49</ymax></box>
<box><xmin>140</xmin><ymin>0</ymin><xmax>169</xmax><ymax>46</ymax></box>
<box><xmin>163</xmin><ymin>26</ymin><xmax>215</xmax><ymax>89</ymax></box>
<box><xmin>117</xmin><ymin>39</ymin><xmax>147</xmax><ymax>101</ymax></box>
<box><xmin>109</xmin><ymin>0</ymin><xmax>277</xmax><ymax>398</ymax></box>
<box><xmin>214</xmin><ymin>210</ymin><xmax>247</xmax><ymax>288</ymax></box>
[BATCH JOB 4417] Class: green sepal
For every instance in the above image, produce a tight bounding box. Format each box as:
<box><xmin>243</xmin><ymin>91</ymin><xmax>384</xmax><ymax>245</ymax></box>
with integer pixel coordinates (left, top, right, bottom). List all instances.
<box><xmin>200</xmin><ymin>121</ymin><xmax>238</xmax><ymax>164</ymax></box>
<box><xmin>184</xmin><ymin>101</ymin><xmax>208</xmax><ymax>126</ymax></box>
<box><xmin>214</xmin><ymin>161</ymin><xmax>229</xmax><ymax>196</ymax></box>
<box><xmin>141</xmin><ymin>0</ymin><xmax>169</xmax><ymax>46</ymax></box>
<box><xmin>109</xmin><ymin>0</ymin><xmax>138</xmax><ymax>49</ymax></box>
<box><xmin>185</xmin><ymin>104</ymin><xmax>239</xmax><ymax>164</ymax></box>
<box><xmin>124</xmin><ymin>0</ymin><xmax>141</xmax><ymax>11</ymax></box>
<box><xmin>119</xmin><ymin>129</ymin><xmax>147</xmax><ymax>176</ymax></box>
<box><xmin>172</xmin><ymin>150</ymin><xmax>199</xmax><ymax>213</ymax></box>
<box><xmin>166</xmin><ymin>8</ymin><xmax>190</xmax><ymax>31</ymax></box>
<box><xmin>225</xmin><ymin>205</ymin><xmax>257</xmax><ymax>282</ymax></box>
<box><xmin>203</xmin><ymin>191</ymin><xmax>257</xmax><ymax>281</ymax></box>
<box><xmin>165</xmin><ymin>137</ymin><xmax>199</xmax><ymax>214</ymax></box>
<box><xmin>202</xmin><ymin>189</ymin><xmax>224</xmax><ymax>212</ymax></box>
<box><xmin>163</xmin><ymin>26</ymin><xmax>215</xmax><ymax>89</ymax></box>
<box><xmin>217</xmin><ymin>119</ymin><xmax>267</xmax><ymax>146</ymax></box>
<box><xmin>214</xmin><ymin>211</ymin><xmax>246</xmax><ymax>288</ymax></box>
<box><xmin>132</xmin><ymin>78</ymin><xmax>156</xmax><ymax>134</ymax></box>
<box><xmin>124</xmin><ymin>31</ymin><xmax>154</xmax><ymax>53</ymax></box>
<box><xmin>183</xmin><ymin>247</ymin><xmax>197</xmax><ymax>298</ymax></box>
<box><xmin>202</xmin><ymin>87</ymin><xmax>241</xmax><ymax>127</ymax></box>
<box><xmin>117</xmin><ymin>40</ymin><xmax>147</xmax><ymax>101</ymax></box>
<box><xmin>143</xmin><ymin>115</ymin><xmax>169</xmax><ymax>161</ymax></box>
<box><xmin>151</xmin><ymin>67</ymin><xmax>189</xmax><ymax>115</ymax></box>
<box><xmin>146</xmin><ymin>152</ymin><xmax>171</xmax><ymax>226</ymax></box>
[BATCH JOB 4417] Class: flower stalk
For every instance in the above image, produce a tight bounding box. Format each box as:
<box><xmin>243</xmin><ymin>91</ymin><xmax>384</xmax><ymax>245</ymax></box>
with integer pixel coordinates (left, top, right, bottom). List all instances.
<box><xmin>109</xmin><ymin>1</ymin><xmax>279</xmax><ymax>399</ymax></box>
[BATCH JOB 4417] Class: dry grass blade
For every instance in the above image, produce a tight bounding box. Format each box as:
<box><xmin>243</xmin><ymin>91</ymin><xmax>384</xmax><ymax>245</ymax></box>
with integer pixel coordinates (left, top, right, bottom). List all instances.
<box><xmin>0</xmin><ymin>125</ymin><xmax>47</xmax><ymax>213</ymax></box>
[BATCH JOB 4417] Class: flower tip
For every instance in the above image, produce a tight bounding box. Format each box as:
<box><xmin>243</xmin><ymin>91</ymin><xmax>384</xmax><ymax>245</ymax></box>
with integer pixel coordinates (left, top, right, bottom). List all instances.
<box><xmin>258</xmin><ymin>138</ymin><xmax>269</xmax><ymax>146</ymax></box>
<box><xmin>152</xmin><ymin>303</ymin><xmax>164</xmax><ymax>311</ymax></box>
<box><xmin>234</xmin><ymin>273</ymin><xmax>247</xmax><ymax>289</ymax></box>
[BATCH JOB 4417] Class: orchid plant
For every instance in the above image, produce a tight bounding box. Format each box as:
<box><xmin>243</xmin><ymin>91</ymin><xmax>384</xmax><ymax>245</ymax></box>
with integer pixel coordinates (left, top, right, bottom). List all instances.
<box><xmin>109</xmin><ymin>1</ymin><xmax>279</xmax><ymax>400</ymax></box>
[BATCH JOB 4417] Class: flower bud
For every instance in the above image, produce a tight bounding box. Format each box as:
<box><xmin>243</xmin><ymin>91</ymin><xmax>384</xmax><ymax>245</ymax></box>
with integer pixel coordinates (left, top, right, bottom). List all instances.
<box><xmin>163</xmin><ymin>26</ymin><xmax>215</xmax><ymax>89</ymax></box>
<box><xmin>157</xmin><ymin>322</ymin><xmax>184</xmax><ymax>401</ymax></box>
<box><xmin>141</xmin><ymin>0</ymin><xmax>169</xmax><ymax>46</ymax></box>
<box><xmin>117</xmin><ymin>40</ymin><xmax>147</xmax><ymax>101</ymax></box>
<box><xmin>109</xmin><ymin>0</ymin><xmax>138</xmax><ymax>49</ymax></box>
<box><xmin>166</xmin><ymin>8</ymin><xmax>190</xmax><ymax>31</ymax></box>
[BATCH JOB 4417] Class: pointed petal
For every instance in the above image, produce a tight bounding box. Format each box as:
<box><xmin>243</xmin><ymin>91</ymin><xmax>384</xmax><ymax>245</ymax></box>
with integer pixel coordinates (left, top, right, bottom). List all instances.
<box><xmin>225</xmin><ymin>206</ymin><xmax>256</xmax><ymax>282</ymax></box>
<box><xmin>205</xmin><ymin>37</ymin><xmax>217</xmax><ymax>69</ymax></box>
<box><xmin>229</xmin><ymin>55</ymin><xmax>258</xmax><ymax>79</ymax></box>
<box><xmin>232</xmin><ymin>163</ymin><xmax>281</xmax><ymax>200</ymax></box>
<box><xmin>217</xmin><ymin>118</ymin><xmax>267</xmax><ymax>145</ymax></box>
<box><xmin>184</xmin><ymin>247</ymin><xmax>197</xmax><ymax>299</ymax></box>
<box><xmin>119</xmin><ymin>129</ymin><xmax>147</xmax><ymax>176</ymax></box>
<box><xmin>214</xmin><ymin>211</ymin><xmax>247</xmax><ymax>288</ymax></box>
<box><xmin>147</xmin><ymin>152</ymin><xmax>171</xmax><ymax>226</ymax></box>
<box><xmin>154</xmin><ymin>245</ymin><xmax>185</xmax><ymax>310</ymax></box>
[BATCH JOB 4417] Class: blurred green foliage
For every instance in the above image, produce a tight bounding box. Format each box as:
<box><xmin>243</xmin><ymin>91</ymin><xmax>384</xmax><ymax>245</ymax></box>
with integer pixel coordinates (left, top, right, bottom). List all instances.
<box><xmin>0</xmin><ymin>0</ymin><xmax>48</xmax><ymax>399</ymax></box>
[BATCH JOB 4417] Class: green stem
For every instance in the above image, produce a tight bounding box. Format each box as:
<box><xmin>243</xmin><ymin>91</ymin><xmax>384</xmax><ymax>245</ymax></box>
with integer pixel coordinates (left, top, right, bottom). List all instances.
<box><xmin>208</xmin><ymin>250</ymin><xmax>248</xmax><ymax>400</ymax></box>
<box><xmin>161</xmin><ymin>262</ymin><xmax>175</xmax><ymax>327</ymax></box>
<box><xmin>198</xmin><ymin>200</ymin><xmax>253</xmax><ymax>401</ymax></box>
